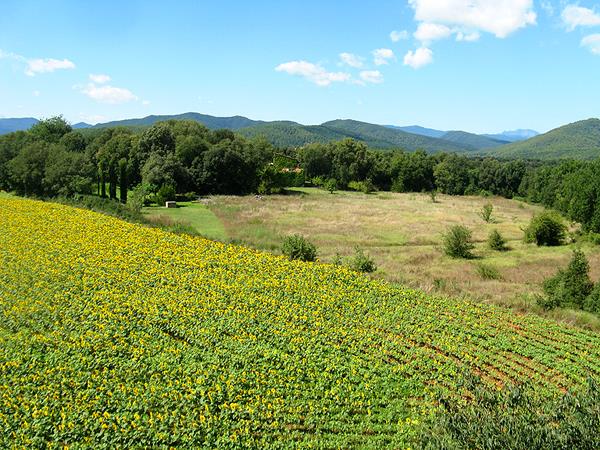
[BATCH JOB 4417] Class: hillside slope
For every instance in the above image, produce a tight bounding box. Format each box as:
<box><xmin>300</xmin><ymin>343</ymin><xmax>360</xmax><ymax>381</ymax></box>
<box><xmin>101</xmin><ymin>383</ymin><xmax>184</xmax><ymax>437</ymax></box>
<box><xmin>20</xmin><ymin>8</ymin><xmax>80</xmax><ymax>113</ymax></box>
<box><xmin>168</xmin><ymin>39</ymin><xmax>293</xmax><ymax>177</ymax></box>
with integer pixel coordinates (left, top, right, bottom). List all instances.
<box><xmin>1</xmin><ymin>196</ymin><xmax>599</xmax><ymax>447</ymax></box>
<box><xmin>386</xmin><ymin>125</ymin><xmax>446</xmax><ymax>138</ymax></box>
<box><xmin>486</xmin><ymin>118</ymin><xmax>600</xmax><ymax>159</ymax></box>
<box><xmin>442</xmin><ymin>130</ymin><xmax>509</xmax><ymax>149</ymax></box>
<box><xmin>321</xmin><ymin>119</ymin><xmax>472</xmax><ymax>152</ymax></box>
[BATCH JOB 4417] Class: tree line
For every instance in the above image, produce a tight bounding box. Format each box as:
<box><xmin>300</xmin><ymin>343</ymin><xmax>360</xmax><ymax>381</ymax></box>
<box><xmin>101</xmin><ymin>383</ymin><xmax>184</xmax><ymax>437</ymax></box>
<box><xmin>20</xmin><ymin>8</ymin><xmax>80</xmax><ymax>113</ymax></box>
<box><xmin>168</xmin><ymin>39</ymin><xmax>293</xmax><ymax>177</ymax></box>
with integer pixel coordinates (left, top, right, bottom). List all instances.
<box><xmin>1</xmin><ymin>116</ymin><xmax>600</xmax><ymax>233</ymax></box>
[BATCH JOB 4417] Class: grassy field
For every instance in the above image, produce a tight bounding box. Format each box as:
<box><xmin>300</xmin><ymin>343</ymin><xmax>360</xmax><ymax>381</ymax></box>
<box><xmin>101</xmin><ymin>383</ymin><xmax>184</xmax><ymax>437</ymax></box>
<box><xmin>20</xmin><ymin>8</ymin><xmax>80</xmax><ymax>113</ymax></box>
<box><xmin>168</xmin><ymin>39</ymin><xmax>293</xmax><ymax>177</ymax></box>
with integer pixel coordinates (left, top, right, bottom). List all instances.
<box><xmin>145</xmin><ymin>188</ymin><xmax>600</xmax><ymax>330</ymax></box>
<box><xmin>2</xmin><ymin>196</ymin><xmax>600</xmax><ymax>448</ymax></box>
<box><xmin>143</xmin><ymin>201</ymin><xmax>227</xmax><ymax>241</ymax></box>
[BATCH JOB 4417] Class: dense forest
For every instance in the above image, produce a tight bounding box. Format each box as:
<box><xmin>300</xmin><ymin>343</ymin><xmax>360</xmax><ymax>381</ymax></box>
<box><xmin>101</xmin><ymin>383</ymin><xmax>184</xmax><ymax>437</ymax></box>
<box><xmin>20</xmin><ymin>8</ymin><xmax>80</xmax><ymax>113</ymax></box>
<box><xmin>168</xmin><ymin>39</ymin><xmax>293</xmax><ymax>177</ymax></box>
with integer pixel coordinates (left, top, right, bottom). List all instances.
<box><xmin>2</xmin><ymin>116</ymin><xmax>600</xmax><ymax>233</ymax></box>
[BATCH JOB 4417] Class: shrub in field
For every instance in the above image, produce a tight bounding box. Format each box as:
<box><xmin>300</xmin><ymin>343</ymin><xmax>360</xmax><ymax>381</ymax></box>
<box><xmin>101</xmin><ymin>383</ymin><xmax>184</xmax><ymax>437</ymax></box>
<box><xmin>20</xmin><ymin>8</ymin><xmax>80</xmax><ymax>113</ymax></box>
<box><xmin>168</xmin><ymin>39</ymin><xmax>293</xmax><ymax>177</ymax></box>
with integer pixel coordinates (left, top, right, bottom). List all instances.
<box><xmin>488</xmin><ymin>229</ymin><xmax>508</xmax><ymax>251</ymax></box>
<box><xmin>282</xmin><ymin>234</ymin><xmax>317</xmax><ymax>262</ymax></box>
<box><xmin>324</xmin><ymin>178</ymin><xmax>337</xmax><ymax>194</ymax></box>
<box><xmin>348</xmin><ymin>179</ymin><xmax>376</xmax><ymax>194</ymax></box>
<box><xmin>524</xmin><ymin>211</ymin><xmax>566</xmax><ymax>246</ymax></box>
<box><xmin>442</xmin><ymin>225</ymin><xmax>475</xmax><ymax>259</ymax></box>
<box><xmin>476</xmin><ymin>263</ymin><xmax>501</xmax><ymax>280</ymax></box>
<box><xmin>429</xmin><ymin>190</ymin><xmax>438</xmax><ymax>203</ymax></box>
<box><xmin>539</xmin><ymin>249</ymin><xmax>593</xmax><ymax>311</ymax></box>
<box><xmin>156</xmin><ymin>184</ymin><xmax>177</xmax><ymax>206</ymax></box>
<box><xmin>479</xmin><ymin>203</ymin><xmax>494</xmax><ymax>222</ymax></box>
<box><xmin>418</xmin><ymin>374</ymin><xmax>600</xmax><ymax>450</ymax></box>
<box><xmin>348</xmin><ymin>247</ymin><xmax>377</xmax><ymax>273</ymax></box>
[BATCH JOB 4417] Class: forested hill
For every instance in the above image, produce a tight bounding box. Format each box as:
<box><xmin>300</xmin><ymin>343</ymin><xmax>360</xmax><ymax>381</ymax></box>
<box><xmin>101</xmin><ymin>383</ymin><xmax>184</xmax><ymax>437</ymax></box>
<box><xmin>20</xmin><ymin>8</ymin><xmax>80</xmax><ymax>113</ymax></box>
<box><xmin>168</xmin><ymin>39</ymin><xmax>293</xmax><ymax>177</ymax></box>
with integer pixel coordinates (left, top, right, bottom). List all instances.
<box><xmin>237</xmin><ymin>119</ymin><xmax>473</xmax><ymax>152</ymax></box>
<box><xmin>484</xmin><ymin>119</ymin><xmax>600</xmax><ymax>160</ymax></box>
<box><xmin>318</xmin><ymin>120</ymin><xmax>473</xmax><ymax>152</ymax></box>
<box><xmin>441</xmin><ymin>130</ymin><xmax>509</xmax><ymax>149</ymax></box>
<box><xmin>91</xmin><ymin>112</ymin><xmax>264</xmax><ymax>130</ymax></box>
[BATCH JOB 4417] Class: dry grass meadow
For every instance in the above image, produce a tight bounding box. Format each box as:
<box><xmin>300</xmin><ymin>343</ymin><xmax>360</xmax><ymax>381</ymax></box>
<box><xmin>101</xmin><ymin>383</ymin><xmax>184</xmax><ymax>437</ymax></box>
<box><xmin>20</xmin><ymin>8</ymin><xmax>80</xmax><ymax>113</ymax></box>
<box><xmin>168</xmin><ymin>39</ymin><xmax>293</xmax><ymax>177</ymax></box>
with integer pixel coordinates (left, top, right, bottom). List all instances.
<box><xmin>146</xmin><ymin>187</ymin><xmax>600</xmax><ymax>330</ymax></box>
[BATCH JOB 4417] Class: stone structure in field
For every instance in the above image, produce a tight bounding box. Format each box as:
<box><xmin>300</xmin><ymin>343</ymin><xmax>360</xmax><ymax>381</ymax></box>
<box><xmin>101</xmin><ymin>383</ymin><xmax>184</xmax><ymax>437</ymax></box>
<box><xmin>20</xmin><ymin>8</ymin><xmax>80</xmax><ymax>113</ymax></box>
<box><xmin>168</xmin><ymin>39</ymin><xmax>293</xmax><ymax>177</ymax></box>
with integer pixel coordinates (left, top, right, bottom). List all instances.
<box><xmin>165</xmin><ymin>201</ymin><xmax>177</xmax><ymax>208</ymax></box>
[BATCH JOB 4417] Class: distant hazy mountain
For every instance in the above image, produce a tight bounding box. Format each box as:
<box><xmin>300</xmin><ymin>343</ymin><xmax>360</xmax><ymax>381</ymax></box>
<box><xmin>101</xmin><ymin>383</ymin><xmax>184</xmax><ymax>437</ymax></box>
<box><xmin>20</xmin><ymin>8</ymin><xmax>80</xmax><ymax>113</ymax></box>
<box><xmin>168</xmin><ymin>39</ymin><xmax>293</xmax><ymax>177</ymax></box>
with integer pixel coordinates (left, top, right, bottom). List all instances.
<box><xmin>484</xmin><ymin>119</ymin><xmax>600</xmax><ymax>159</ymax></box>
<box><xmin>92</xmin><ymin>112</ymin><xmax>263</xmax><ymax>130</ymax></box>
<box><xmin>441</xmin><ymin>130</ymin><xmax>509</xmax><ymax>149</ymax></box>
<box><xmin>320</xmin><ymin>120</ymin><xmax>472</xmax><ymax>152</ymax></box>
<box><xmin>386</xmin><ymin>125</ymin><xmax>446</xmax><ymax>139</ymax></box>
<box><xmin>483</xmin><ymin>129</ymin><xmax>539</xmax><ymax>142</ymax></box>
<box><xmin>72</xmin><ymin>122</ymin><xmax>92</xmax><ymax>129</ymax></box>
<box><xmin>0</xmin><ymin>117</ymin><xmax>39</xmax><ymax>135</ymax></box>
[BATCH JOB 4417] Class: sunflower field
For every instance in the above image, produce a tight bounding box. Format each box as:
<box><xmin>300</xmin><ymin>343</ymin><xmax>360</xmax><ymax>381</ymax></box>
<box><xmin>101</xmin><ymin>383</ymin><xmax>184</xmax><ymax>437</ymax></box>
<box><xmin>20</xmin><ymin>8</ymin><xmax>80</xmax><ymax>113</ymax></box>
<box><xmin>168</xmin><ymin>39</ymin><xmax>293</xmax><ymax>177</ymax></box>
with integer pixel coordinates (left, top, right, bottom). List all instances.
<box><xmin>1</xmin><ymin>196</ymin><xmax>600</xmax><ymax>448</ymax></box>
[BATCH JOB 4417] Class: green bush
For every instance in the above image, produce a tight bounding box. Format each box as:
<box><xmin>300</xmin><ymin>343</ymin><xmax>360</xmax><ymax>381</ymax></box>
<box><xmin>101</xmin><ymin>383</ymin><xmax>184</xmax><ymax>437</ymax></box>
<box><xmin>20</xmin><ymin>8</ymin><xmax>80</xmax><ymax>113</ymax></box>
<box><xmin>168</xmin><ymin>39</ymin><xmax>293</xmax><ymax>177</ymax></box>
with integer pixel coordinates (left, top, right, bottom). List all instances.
<box><xmin>585</xmin><ymin>283</ymin><xmax>600</xmax><ymax>314</ymax></box>
<box><xmin>524</xmin><ymin>211</ymin><xmax>566</xmax><ymax>246</ymax></box>
<box><xmin>348</xmin><ymin>179</ymin><xmax>375</xmax><ymax>194</ymax></box>
<box><xmin>323</xmin><ymin>178</ymin><xmax>337</xmax><ymax>194</ymax></box>
<box><xmin>156</xmin><ymin>184</ymin><xmax>177</xmax><ymax>206</ymax></box>
<box><xmin>417</xmin><ymin>374</ymin><xmax>600</xmax><ymax>450</ymax></box>
<box><xmin>476</xmin><ymin>263</ymin><xmax>501</xmax><ymax>280</ymax></box>
<box><xmin>442</xmin><ymin>225</ymin><xmax>475</xmax><ymax>259</ymax></box>
<box><xmin>479</xmin><ymin>203</ymin><xmax>494</xmax><ymax>222</ymax></box>
<box><xmin>282</xmin><ymin>234</ymin><xmax>317</xmax><ymax>262</ymax></box>
<box><xmin>348</xmin><ymin>248</ymin><xmax>377</xmax><ymax>273</ymax></box>
<box><xmin>540</xmin><ymin>249</ymin><xmax>594</xmax><ymax>311</ymax></box>
<box><xmin>488</xmin><ymin>229</ymin><xmax>508</xmax><ymax>251</ymax></box>
<box><xmin>429</xmin><ymin>190</ymin><xmax>438</xmax><ymax>203</ymax></box>
<box><xmin>587</xmin><ymin>232</ymin><xmax>600</xmax><ymax>245</ymax></box>
<box><xmin>128</xmin><ymin>183</ymin><xmax>152</xmax><ymax>212</ymax></box>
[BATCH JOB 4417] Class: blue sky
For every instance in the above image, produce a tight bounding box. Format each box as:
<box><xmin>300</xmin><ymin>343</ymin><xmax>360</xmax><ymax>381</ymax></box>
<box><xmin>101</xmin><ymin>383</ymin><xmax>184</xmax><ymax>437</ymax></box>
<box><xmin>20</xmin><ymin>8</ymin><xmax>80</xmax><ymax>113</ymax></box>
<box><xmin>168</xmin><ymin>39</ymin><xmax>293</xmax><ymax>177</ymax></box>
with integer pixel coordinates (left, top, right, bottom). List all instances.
<box><xmin>1</xmin><ymin>0</ymin><xmax>599</xmax><ymax>133</ymax></box>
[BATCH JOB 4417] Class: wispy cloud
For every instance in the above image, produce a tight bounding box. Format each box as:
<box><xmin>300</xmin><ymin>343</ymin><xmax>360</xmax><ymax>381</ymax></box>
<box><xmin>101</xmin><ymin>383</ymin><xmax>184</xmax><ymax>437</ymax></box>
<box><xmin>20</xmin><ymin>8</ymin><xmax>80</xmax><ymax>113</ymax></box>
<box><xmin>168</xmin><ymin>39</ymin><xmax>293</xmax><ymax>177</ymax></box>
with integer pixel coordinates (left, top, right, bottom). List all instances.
<box><xmin>25</xmin><ymin>58</ymin><xmax>75</xmax><ymax>76</ymax></box>
<box><xmin>89</xmin><ymin>74</ymin><xmax>111</xmax><ymax>84</ymax></box>
<box><xmin>359</xmin><ymin>70</ymin><xmax>383</xmax><ymax>84</ymax></box>
<box><xmin>562</xmin><ymin>5</ymin><xmax>600</xmax><ymax>31</ymax></box>
<box><xmin>581</xmin><ymin>34</ymin><xmax>600</xmax><ymax>55</ymax></box>
<box><xmin>390</xmin><ymin>30</ymin><xmax>409</xmax><ymax>42</ymax></box>
<box><xmin>339</xmin><ymin>52</ymin><xmax>364</xmax><ymax>68</ymax></box>
<box><xmin>275</xmin><ymin>60</ymin><xmax>350</xmax><ymax>86</ymax></box>
<box><xmin>372</xmin><ymin>48</ymin><xmax>395</xmax><ymax>65</ymax></box>
<box><xmin>0</xmin><ymin>49</ymin><xmax>76</xmax><ymax>76</ymax></box>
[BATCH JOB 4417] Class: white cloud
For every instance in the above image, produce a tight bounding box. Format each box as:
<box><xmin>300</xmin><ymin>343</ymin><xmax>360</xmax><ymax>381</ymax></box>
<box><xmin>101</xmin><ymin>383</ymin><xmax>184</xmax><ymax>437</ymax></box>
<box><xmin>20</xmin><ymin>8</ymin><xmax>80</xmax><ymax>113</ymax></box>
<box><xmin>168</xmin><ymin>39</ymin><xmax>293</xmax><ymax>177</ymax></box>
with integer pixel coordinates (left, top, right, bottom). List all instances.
<box><xmin>409</xmin><ymin>0</ymin><xmax>537</xmax><ymax>39</ymax></box>
<box><xmin>403</xmin><ymin>47</ymin><xmax>433</xmax><ymax>69</ymax></box>
<box><xmin>275</xmin><ymin>60</ymin><xmax>350</xmax><ymax>86</ymax></box>
<box><xmin>339</xmin><ymin>52</ymin><xmax>364</xmax><ymax>68</ymax></box>
<box><xmin>562</xmin><ymin>5</ymin><xmax>600</xmax><ymax>31</ymax></box>
<box><xmin>372</xmin><ymin>48</ymin><xmax>395</xmax><ymax>65</ymax></box>
<box><xmin>25</xmin><ymin>58</ymin><xmax>75</xmax><ymax>76</ymax></box>
<box><xmin>359</xmin><ymin>70</ymin><xmax>384</xmax><ymax>84</ymax></box>
<box><xmin>142</xmin><ymin>100</ymin><xmax>151</xmax><ymax>106</ymax></box>
<box><xmin>456</xmin><ymin>31</ymin><xmax>480</xmax><ymax>42</ymax></box>
<box><xmin>32</xmin><ymin>90</ymin><xmax>40</xmax><ymax>97</ymax></box>
<box><xmin>89</xmin><ymin>73</ymin><xmax>111</xmax><ymax>84</ymax></box>
<box><xmin>390</xmin><ymin>30</ymin><xmax>409</xmax><ymax>42</ymax></box>
<box><xmin>414</xmin><ymin>22</ymin><xmax>453</xmax><ymax>43</ymax></box>
<box><xmin>79</xmin><ymin>83</ymin><xmax>138</xmax><ymax>104</ymax></box>
<box><xmin>581</xmin><ymin>34</ymin><xmax>600</xmax><ymax>55</ymax></box>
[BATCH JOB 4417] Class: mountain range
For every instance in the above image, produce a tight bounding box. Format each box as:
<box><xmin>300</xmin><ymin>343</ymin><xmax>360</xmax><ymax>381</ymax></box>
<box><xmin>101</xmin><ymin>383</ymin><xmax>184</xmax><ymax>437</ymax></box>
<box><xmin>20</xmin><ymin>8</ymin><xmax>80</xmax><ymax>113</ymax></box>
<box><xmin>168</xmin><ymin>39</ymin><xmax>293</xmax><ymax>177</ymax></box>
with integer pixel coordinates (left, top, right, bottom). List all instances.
<box><xmin>3</xmin><ymin>113</ymin><xmax>598</xmax><ymax>160</ymax></box>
